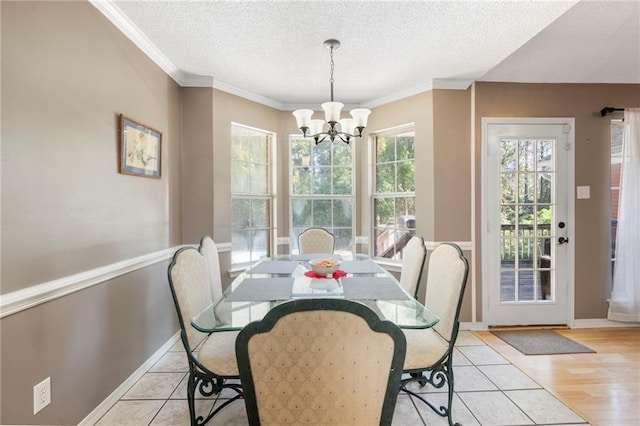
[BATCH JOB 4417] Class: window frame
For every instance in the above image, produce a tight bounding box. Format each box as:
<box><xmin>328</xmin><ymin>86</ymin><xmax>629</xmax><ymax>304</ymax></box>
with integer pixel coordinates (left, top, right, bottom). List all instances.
<box><xmin>288</xmin><ymin>135</ymin><xmax>356</xmax><ymax>255</ymax></box>
<box><xmin>370</xmin><ymin>124</ymin><xmax>416</xmax><ymax>264</ymax></box>
<box><xmin>230</xmin><ymin>122</ymin><xmax>276</xmax><ymax>269</ymax></box>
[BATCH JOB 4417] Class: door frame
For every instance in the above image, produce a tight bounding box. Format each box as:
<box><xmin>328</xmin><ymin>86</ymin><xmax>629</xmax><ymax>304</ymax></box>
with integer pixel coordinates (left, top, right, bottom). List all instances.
<box><xmin>481</xmin><ymin>117</ymin><xmax>576</xmax><ymax>328</ymax></box>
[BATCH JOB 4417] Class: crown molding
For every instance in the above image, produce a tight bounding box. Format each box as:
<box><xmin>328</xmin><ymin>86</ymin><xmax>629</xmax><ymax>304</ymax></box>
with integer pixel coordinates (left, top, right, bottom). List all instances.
<box><xmin>181</xmin><ymin>74</ymin><xmax>214</xmax><ymax>87</ymax></box>
<box><xmin>361</xmin><ymin>82</ymin><xmax>435</xmax><ymax>109</ymax></box>
<box><xmin>432</xmin><ymin>79</ymin><xmax>474</xmax><ymax>90</ymax></box>
<box><xmin>211</xmin><ymin>80</ymin><xmax>284</xmax><ymax>110</ymax></box>
<box><xmin>89</xmin><ymin>0</ymin><xmax>185</xmax><ymax>85</ymax></box>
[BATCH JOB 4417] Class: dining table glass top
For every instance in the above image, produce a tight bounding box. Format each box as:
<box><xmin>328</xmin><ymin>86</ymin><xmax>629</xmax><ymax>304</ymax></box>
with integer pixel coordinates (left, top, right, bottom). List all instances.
<box><xmin>191</xmin><ymin>253</ymin><xmax>439</xmax><ymax>332</ymax></box>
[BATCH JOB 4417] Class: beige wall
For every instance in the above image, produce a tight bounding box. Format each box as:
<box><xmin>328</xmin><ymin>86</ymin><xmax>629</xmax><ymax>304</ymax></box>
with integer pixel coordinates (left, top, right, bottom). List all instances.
<box><xmin>1</xmin><ymin>2</ymin><xmax>181</xmax><ymax>423</ymax></box>
<box><xmin>474</xmin><ymin>82</ymin><xmax>640</xmax><ymax>320</ymax></box>
<box><xmin>3</xmin><ymin>1</ymin><xmax>638</xmax><ymax>424</ymax></box>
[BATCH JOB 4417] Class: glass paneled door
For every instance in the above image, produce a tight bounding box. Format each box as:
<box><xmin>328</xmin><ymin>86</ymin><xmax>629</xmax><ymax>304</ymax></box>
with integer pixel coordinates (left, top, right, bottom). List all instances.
<box><xmin>483</xmin><ymin>118</ymin><xmax>574</xmax><ymax>326</ymax></box>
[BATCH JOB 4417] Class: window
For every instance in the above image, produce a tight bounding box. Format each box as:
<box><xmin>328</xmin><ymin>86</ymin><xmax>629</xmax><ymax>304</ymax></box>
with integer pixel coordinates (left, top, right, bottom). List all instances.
<box><xmin>372</xmin><ymin>125</ymin><xmax>416</xmax><ymax>261</ymax></box>
<box><xmin>290</xmin><ymin>137</ymin><xmax>354</xmax><ymax>254</ymax></box>
<box><xmin>231</xmin><ymin>124</ymin><xmax>274</xmax><ymax>266</ymax></box>
<box><xmin>610</xmin><ymin>120</ymin><xmax>624</xmax><ymax>273</ymax></box>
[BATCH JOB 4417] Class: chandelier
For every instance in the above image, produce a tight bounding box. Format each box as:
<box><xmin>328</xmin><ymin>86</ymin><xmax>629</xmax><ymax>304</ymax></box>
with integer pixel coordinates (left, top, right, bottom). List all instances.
<box><xmin>293</xmin><ymin>39</ymin><xmax>371</xmax><ymax>145</ymax></box>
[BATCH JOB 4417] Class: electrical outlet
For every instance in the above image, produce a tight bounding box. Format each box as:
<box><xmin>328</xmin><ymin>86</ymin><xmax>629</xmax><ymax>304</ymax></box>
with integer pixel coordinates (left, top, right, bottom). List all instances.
<box><xmin>33</xmin><ymin>377</ymin><xmax>51</xmax><ymax>415</ymax></box>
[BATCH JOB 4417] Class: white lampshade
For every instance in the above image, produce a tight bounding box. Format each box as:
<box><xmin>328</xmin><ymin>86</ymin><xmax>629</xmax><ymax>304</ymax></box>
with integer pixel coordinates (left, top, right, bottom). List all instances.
<box><xmin>293</xmin><ymin>109</ymin><xmax>314</xmax><ymax>129</ymax></box>
<box><xmin>350</xmin><ymin>108</ymin><xmax>371</xmax><ymax>128</ymax></box>
<box><xmin>321</xmin><ymin>102</ymin><xmax>344</xmax><ymax>123</ymax></box>
<box><xmin>308</xmin><ymin>119</ymin><xmax>326</xmax><ymax>136</ymax></box>
<box><xmin>339</xmin><ymin>118</ymin><xmax>356</xmax><ymax>136</ymax></box>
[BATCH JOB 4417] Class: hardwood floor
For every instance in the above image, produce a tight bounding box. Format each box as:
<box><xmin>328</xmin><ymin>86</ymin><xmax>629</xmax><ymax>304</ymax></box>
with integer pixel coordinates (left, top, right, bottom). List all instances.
<box><xmin>473</xmin><ymin>327</ymin><xmax>640</xmax><ymax>426</ymax></box>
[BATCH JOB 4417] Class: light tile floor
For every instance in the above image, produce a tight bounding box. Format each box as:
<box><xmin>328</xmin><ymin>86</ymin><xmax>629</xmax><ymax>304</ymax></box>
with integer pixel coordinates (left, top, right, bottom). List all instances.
<box><xmin>95</xmin><ymin>332</ymin><xmax>589</xmax><ymax>425</ymax></box>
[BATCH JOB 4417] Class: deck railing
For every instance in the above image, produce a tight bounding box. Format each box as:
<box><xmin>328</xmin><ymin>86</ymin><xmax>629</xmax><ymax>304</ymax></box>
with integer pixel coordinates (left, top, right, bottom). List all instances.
<box><xmin>500</xmin><ymin>224</ymin><xmax>551</xmax><ymax>261</ymax></box>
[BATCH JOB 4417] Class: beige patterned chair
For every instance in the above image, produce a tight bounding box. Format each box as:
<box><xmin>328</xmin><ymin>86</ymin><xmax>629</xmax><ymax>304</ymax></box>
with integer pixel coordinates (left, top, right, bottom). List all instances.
<box><xmin>167</xmin><ymin>247</ymin><xmax>242</xmax><ymax>425</ymax></box>
<box><xmin>235</xmin><ymin>298</ymin><xmax>406</xmax><ymax>426</ymax></box>
<box><xmin>297</xmin><ymin>227</ymin><xmax>335</xmax><ymax>254</ymax></box>
<box><xmin>198</xmin><ymin>235</ymin><xmax>224</xmax><ymax>302</ymax></box>
<box><xmin>399</xmin><ymin>235</ymin><xmax>427</xmax><ymax>299</ymax></box>
<box><xmin>400</xmin><ymin>243</ymin><xmax>469</xmax><ymax>426</ymax></box>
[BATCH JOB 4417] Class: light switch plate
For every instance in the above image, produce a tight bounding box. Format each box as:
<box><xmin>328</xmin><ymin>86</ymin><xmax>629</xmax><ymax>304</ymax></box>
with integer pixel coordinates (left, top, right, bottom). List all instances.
<box><xmin>577</xmin><ymin>186</ymin><xmax>590</xmax><ymax>199</ymax></box>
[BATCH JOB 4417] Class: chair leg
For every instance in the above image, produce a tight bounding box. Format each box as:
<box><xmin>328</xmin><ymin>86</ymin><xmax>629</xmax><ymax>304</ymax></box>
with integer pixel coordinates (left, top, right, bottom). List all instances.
<box><xmin>400</xmin><ymin>360</ymin><xmax>460</xmax><ymax>426</ymax></box>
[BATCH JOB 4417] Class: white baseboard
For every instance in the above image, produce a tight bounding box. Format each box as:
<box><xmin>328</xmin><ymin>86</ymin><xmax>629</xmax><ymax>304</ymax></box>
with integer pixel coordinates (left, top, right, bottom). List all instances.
<box><xmin>570</xmin><ymin>318</ymin><xmax>640</xmax><ymax>328</ymax></box>
<box><xmin>460</xmin><ymin>319</ymin><xmax>640</xmax><ymax>331</ymax></box>
<box><xmin>460</xmin><ymin>322</ymin><xmax>487</xmax><ymax>331</ymax></box>
<box><xmin>78</xmin><ymin>332</ymin><xmax>181</xmax><ymax>426</ymax></box>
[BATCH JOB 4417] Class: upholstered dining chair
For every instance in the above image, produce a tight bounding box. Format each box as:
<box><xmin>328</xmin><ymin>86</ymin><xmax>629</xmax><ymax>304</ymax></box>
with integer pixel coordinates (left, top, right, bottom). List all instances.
<box><xmin>399</xmin><ymin>243</ymin><xmax>469</xmax><ymax>426</ymax></box>
<box><xmin>235</xmin><ymin>298</ymin><xmax>406</xmax><ymax>426</ymax></box>
<box><xmin>198</xmin><ymin>235</ymin><xmax>224</xmax><ymax>302</ymax></box>
<box><xmin>167</xmin><ymin>247</ymin><xmax>242</xmax><ymax>425</ymax></box>
<box><xmin>297</xmin><ymin>227</ymin><xmax>335</xmax><ymax>254</ymax></box>
<box><xmin>399</xmin><ymin>235</ymin><xmax>427</xmax><ymax>299</ymax></box>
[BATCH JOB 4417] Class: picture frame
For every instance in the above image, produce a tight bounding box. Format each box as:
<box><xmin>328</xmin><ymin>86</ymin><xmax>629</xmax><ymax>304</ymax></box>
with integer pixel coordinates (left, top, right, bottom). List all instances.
<box><xmin>118</xmin><ymin>114</ymin><xmax>162</xmax><ymax>178</ymax></box>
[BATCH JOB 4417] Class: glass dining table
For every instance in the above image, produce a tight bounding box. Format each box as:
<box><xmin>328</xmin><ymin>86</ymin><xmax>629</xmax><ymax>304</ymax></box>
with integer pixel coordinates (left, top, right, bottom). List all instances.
<box><xmin>192</xmin><ymin>254</ymin><xmax>439</xmax><ymax>332</ymax></box>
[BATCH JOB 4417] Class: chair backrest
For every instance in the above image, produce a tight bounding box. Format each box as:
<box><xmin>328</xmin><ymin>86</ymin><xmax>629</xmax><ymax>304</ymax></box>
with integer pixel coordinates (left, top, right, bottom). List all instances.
<box><xmin>424</xmin><ymin>243</ymin><xmax>469</xmax><ymax>342</ymax></box>
<box><xmin>399</xmin><ymin>235</ymin><xmax>427</xmax><ymax>299</ymax></box>
<box><xmin>297</xmin><ymin>227</ymin><xmax>335</xmax><ymax>254</ymax></box>
<box><xmin>167</xmin><ymin>247</ymin><xmax>213</xmax><ymax>352</ymax></box>
<box><xmin>236</xmin><ymin>298</ymin><xmax>406</xmax><ymax>426</ymax></box>
<box><xmin>199</xmin><ymin>235</ymin><xmax>223</xmax><ymax>301</ymax></box>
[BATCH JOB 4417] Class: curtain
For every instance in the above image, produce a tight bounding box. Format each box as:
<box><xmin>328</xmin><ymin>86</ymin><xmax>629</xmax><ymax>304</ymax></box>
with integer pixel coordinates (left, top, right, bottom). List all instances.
<box><xmin>608</xmin><ymin>108</ymin><xmax>640</xmax><ymax>322</ymax></box>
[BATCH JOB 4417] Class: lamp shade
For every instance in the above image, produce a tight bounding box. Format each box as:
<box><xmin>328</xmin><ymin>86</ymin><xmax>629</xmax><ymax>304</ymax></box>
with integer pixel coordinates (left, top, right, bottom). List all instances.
<box><xmin>293</xmin><ymin>109</ymin><xmax>314</xmax><ymax>129</ymax></box>
<box><xmin>308</xmin><ymin>119</ymin><xmax>326</xmax><ymax>136</ymax></box>
<box><xmin>350</xmin><ymin>108</ymin><xmax>371</xmax><ymax>128</ymax></box>
<box><xmin>339</xmin><ymin>118</ymin><xmax>356</xmax><ymax>136</ymax></box>
<box><xmin>321</xmin><ymin>102</ymin><xmax>344</xmax><ymax>123</ymax></box>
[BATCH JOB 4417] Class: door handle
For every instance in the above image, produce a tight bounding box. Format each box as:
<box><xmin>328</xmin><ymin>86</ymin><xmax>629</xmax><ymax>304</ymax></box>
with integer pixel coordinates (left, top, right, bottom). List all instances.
<box><xmin>558</xmin><ymin>237</ymin><xmax>569</xmax><ymax>245</ymax></box>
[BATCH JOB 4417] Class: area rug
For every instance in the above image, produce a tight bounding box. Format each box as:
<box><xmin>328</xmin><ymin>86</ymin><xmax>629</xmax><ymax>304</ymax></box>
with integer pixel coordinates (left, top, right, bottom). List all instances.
<box><xmin>491</xmin><ymin>329</ymin><xmax>595</xmax><ymax>355</ymax></box>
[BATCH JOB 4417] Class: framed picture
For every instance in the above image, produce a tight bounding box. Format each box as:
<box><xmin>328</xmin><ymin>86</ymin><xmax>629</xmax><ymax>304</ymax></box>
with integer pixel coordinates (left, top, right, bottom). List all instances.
<box><xmin>118</xmin><ymin>114</ymin><xmax>162</xmax><ymax>178</ymax></box>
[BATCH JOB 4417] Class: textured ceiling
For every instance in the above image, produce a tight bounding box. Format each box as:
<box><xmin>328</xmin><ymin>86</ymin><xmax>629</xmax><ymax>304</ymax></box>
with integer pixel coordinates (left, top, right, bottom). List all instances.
<box><xmin>96</xmin><ymin>0</ymin><xmax>639</xmax><ymax>110</ymax></box>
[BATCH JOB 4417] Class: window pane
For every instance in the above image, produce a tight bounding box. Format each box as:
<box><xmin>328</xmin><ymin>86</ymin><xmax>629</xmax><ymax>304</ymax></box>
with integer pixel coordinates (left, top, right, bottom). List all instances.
<box><xmin>501</xmin><ymin>173</ymin><xmax>516</xmax><ymax>204</ymax></box>
<box><xmin>313</xmin><ymin>142</ymin><xmax>331</xmax><ymax>166</ymax></box>
<box><xmin>231</xmin><ymin>231</ymin><xmax>250</xmax><ymax>264</ymax></box>
<box><xmin>376</xmin><ymin>163</ymin><xmax>395</xmax><ymax>193</ymax></box>
<box><xmin>250</xmin><ymin>164</ymin><xmax>268</xmax><ymax>194</ymax></box>
<box><xmin>333</xmin><ymin>142</ymin><xmax>351</xmax><ymax>165</ymax></box>
<box><xmin>376</xmin><ymin>137</ymin><xmax>395</xmax><ymax>163</ymax></box>
<box><xmin>374</xmin><ymin>197</ymin><xmax>394</xmax><ymax>227</ymax></box>
<box><xmin>291</xmin><ymin>199</ymin><xmax>312</xmax><ymax>227</ymax></box>
<box><xmin>312</xmin><ymin>199</ymin><xmax>332</xmax><ymax>227</ymax></box>
<box><xmin>251</xmin><ymin>230</ymin><xmax>268</xmax><ymax>261</ymax></box>
<box><xmin>396</xmin><ymin>160</ymin><xmax>415</xmax><ymax>192</ymax></box>
<box><xmin>537</xmin><ymin>140</ymin><xmax>553</xmax><ymax>172</ymax></box>
<box><xmin>332</xmin><ymin>199</ymin><xmax>352</xmax><ymax>227</ymax></box>
<box><xmin>314</xmin><ymin>167</ymin><xmax>332</xmax><ymax>194</ymax></box>
<box><xmin>251</xmin><ymin>199</ymin><xmax>269</xmax><ymax>228</ymax></box>
<box><xmin>518</xmin><ymin>140</ymin><xmax>535</xmax><ymax>171</ymax></box>
<box><xmin>232</xmin><ymin>198</ymin><xmax>251</xmax><ymax>230</ymax></box>
<box><xmin>231</xmin><ymin>160</ymin><xmax>249</xmax><ymax>193</ymax></box>
<box><xmin>333</xmin><ymin>228</ymin><xmax>352</xmax><ymax>253</ymax></box>
<box><xmin>333</xmin><ymin>167</ymin><xmax>352</xmax><ymax>194</ymax></box>
<box><xmin>292</xmin><ymin>167</ymin><xmax>313</xmax><ymax>194</ymax></box>
<box><xmin>395</xmin><ymin>197</ymin><xmax>415</xmax><ymax>228</ymax></box>
<box><xmin>501</xmin><ymin>139</ymin><xmax>517</xmax><ymax>171</ymax></box>
<box><xmin>396</xmin><ymin>133</ymin><xmax>414</xmax><ymax>160</ymax></box>
<box><xmin>518</xmin><ymin>173</ymin><xmax>536</xmax><ymax>203</ymax></box>
<box><xmin>291</xmin><ymin>138</ymin><xmax>312</xmax><ymax>166</ymax></box>
<box><xmin>536</xmin><ymin>174</ymin><xmax>551</xmax><ymax>203</ymax></box>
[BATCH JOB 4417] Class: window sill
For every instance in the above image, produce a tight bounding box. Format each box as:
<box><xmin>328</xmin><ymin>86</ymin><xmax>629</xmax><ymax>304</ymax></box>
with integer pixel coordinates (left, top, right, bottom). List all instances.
<box><xmin>374</xmin><ymin>259</ymin><xmax>402</xmax><ymax>273</ymax></box>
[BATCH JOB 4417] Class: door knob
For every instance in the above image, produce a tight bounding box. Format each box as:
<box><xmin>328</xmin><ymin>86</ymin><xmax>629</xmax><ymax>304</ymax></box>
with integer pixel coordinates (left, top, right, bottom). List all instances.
<box><xmin>558</xmin><ymin>237</ymin><xmax>569</xmax><ymax>244</ymax></box>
